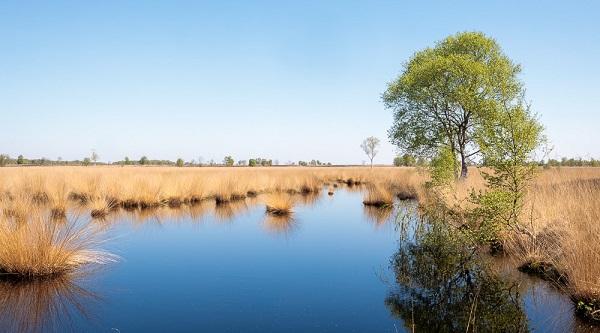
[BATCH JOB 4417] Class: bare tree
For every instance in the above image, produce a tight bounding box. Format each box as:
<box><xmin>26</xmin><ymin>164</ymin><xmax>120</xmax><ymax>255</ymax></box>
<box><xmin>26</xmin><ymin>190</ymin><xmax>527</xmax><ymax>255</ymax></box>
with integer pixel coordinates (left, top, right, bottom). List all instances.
<box><xmin>91</xmin><ymin>149</ymin><xmax>99</xmax><ymax>165</ymax></box>
<box><xmin>361</xmin><ymin>136</ymin><xmax>380</xmax><ymax>168</ymax></box>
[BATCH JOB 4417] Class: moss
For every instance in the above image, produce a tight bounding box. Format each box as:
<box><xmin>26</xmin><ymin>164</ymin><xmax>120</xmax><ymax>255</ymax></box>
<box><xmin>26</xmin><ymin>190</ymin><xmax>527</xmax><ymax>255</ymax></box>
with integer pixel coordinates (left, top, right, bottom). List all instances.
<box><xmin>574</xmin><ymin>298</ymin><xmax>600</xmax><ymax>323</ymax></box>
<box><xmin>518</xmin><ymin>261</ymin><xmax>568</xmax><ymax>284</ymax></box>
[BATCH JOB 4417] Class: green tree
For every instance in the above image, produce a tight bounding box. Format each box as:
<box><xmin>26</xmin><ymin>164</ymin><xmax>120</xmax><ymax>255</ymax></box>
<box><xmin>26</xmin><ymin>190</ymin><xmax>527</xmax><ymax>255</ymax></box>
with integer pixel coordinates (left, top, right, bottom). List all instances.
<box><xmin>223</xmin><ymin>156</ymin><xmax>234</xmax><ymax>166</ymax></box>
<box><xmin>0</xmin><ymin>154</ymin><xmax>9</xmax><ymax>167</ymax></box>
<box><xmin>139</xmin><ymin>156</ymin><xmax>148</xmax><ymax>165</ymax></box>
<box><xmin>384</xmin><ymin>31</ymin><xmax>522</xmax><ymax>179</ymax></box>
<box><xmin>360</xmin><ymin>136</ymin><xmax>380</xmax><ymax>168</ymax></box>
<box><xmin>176</xmin><ymin>158</ymin><xmax>184</xmax><ymax>167</ymax></box>
<box><xmin>472</xmin><ymin>103</ymin><xmax>544</xmax><ymax>239</ymax></box>
<box><xmin>16</xmin><ymin>155</ymin><xmax>24</xmax><ymax>165</ymax></box>
<box><xmin>82</xmin><ymin>157</ymin><xmax>91</xmax><ymax>166</ymax></box>
<box><xmin>124</xmin><ymin>156</ymin><xmax>131</xmax><ymax>165</ymax></box>
<box><xmin>248</xmin><ymin>159</ymin><xmax>257</xmax><ymax>167</ymax></box>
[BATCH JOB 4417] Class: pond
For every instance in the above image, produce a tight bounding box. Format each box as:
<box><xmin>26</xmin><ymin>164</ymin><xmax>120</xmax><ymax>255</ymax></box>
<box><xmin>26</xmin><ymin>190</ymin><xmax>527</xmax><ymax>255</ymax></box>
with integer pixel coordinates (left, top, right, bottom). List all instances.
<box><xmin>0</xmin><ymin>188</ymin><xmax>597</xmax><ymax>332</ymax></box>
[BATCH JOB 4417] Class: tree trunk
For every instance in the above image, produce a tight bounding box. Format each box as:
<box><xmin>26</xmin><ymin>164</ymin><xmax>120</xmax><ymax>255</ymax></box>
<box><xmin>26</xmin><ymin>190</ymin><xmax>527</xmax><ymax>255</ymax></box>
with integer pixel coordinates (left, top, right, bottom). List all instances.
<box><xmin>460</xmin><ymin>153</ymin><xmax>468</xmax><ymax>179</ymax></box>
<box><xmin>370</xmin><ymin>158</ymin><xmax>373</xmax><ymax>168</ymax></box>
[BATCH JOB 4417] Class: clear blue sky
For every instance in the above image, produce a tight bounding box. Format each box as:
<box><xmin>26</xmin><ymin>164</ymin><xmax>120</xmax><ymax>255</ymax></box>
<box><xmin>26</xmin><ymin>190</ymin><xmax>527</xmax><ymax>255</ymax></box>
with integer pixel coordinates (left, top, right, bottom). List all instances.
<box><xmin>1</xmin><ymin>1</ymin><xmax>598</xmax><ymax>164</ymax></box>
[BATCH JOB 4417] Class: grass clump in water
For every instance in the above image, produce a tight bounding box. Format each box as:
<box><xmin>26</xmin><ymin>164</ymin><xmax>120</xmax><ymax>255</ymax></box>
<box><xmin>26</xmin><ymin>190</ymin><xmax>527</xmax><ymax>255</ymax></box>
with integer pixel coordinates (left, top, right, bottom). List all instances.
<box><xmin>264</xmin><ymin>193</ymin><xmax>294</xmax><ymax>216</ymax></box>
<box><xmin>0</xmin><ymin>203</ymin><xmax>117</xmax><ymax>280</ymax></box>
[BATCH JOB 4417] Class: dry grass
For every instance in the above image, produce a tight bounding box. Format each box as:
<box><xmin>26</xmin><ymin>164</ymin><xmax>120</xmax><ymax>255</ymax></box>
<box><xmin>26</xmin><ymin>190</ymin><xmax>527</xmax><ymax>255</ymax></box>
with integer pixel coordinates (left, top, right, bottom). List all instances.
<box><xmin>0</xmin><ymin>204</ymin><xmax>117</xmax><ymax>279</ymax></box>
<box><xmin>0</xmin><ymin>166</ymin><xmax>423</xmax><ymax>216</ymax></box>
<box><xmin>362</xmin><ymin>183</ymin><xmax>394</xmax><ymax>208</ymax></box>
<box><xmin>439</xmin><ymin>167</ymin><xmax>600</xmax><ymax>302</ymax></box>
<box><xmin>264</xmin><ymin>192</ymin><xmax>295</xmax><ymax>216</ymax></box>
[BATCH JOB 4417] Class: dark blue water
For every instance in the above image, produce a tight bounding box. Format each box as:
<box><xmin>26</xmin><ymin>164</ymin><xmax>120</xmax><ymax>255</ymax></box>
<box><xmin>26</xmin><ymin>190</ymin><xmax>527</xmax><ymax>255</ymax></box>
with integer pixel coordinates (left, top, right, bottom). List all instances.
<box><xmin>0</xmin><ymin>189</ymin><xmax>596</xmax><ymax>332</ymax></box>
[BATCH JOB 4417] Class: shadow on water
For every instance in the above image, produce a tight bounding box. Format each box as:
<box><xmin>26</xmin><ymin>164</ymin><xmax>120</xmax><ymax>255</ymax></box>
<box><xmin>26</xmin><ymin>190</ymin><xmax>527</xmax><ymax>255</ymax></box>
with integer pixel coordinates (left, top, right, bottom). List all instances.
<box><xmin>0</xmin><ymin>274</ymin><xmax>101</xmax><ymax>333</ymax></box>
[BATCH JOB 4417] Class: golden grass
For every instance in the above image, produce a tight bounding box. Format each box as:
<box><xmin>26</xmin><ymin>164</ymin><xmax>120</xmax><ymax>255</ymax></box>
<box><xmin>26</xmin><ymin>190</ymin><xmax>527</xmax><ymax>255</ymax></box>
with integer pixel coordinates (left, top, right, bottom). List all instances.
<box><xmin>441</xmin><ymin>167</ymin><xmax>600</xmax><ymax>301</ymax></box>
<box><xmin>362</xmin><ymin>183</ymin><xmax>394</xmax><ymax>208</ymax></box>
<box><xmin>0</xmin><ymin>166</ymin><xmax>422</xmax><ymax>216</ymax></box>
<box><xmin>264</xmin><ymin>192</ymin><xmax>295</xmax><ymax>216</ymax></box>
<box><xmin>0</xmin><ymin>204</ymin><xmax>117</xmax><ymax>279</ymax></box>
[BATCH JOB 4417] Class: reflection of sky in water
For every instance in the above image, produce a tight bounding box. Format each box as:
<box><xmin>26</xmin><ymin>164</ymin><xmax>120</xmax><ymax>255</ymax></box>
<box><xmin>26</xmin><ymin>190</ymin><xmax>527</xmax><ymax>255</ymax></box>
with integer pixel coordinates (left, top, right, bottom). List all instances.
<box><xmin>0</xmin><ymin>189</ymin><xmax>593</xmax><ymax>332</ymax></box>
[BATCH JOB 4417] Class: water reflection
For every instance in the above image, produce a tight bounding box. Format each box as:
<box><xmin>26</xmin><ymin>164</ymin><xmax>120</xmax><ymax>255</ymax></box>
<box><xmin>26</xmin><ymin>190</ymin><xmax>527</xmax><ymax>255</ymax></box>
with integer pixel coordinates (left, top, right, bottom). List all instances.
<box><xmin>363</xmin><ymin>205</ymin><xmax>394</xmax><ymax>226</ymax></box>
<box><xmin>214</xmin><ymin>200</ymin><xmax>249</xmax><ymax>222</ymax></box>
<box><xmin>0</xmin><ymin>275</ymin><xmax>100</xmax><ymax>333</ymax></box>
<box><xmin>386</xmin><ymin>222</ymin><xmax>529</xmax><ymax>332</ymax></box>
<box><xmin>263</xmin><ymin>214</ymin><xmax>298</xmax><ymax>236</ymax></box>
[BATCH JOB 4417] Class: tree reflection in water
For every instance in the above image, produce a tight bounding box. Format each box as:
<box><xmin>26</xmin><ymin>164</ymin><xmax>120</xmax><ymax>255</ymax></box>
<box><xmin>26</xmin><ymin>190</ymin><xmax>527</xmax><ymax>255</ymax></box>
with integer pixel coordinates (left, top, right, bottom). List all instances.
<box><xmin>0</xmin><ymin>275</ymin><xmax>100</xmax><ymax>333</ymax></box>
<box><xmin>386</xmin><ymin>221</ymin><xmax>529</xmax><ymax>332</ymax></box>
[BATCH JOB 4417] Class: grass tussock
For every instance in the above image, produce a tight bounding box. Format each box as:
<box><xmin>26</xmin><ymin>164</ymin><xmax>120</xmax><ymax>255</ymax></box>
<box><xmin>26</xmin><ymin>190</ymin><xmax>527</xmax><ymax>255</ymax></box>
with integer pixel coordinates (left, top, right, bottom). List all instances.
<box><xmin>0</xmin><ymin>202</ymin><xmax>117</xmax><ymax>279</ymax></box>
<box><xmin>362</xmin><ymin>183</ymin><xmax>394</xmax><ymax>208</ymax></box>
<box><xmin>264</xmin><ymin>193</ymin><xmax>294</xmax><ymax>216</ymax></box>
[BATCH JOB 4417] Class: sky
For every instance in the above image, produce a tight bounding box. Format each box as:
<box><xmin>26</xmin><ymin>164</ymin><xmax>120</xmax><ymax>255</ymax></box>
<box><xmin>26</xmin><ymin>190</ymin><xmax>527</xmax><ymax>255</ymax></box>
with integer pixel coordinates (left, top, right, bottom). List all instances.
<box><xmin>1</xmin><ymin>1</ymin><xmax>599</xmax><ymax>164</ymax></box>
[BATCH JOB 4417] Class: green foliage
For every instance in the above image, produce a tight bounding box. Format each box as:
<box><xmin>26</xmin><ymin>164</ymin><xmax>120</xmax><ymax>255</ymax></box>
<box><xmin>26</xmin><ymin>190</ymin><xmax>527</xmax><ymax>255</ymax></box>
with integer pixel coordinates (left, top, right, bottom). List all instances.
<box><xmin>16</xmin><ymin>155</ymin><xmax>24</xmax><ymax>165</ymax></box>
<box><xmin>476</xmin><ymin>103</ymin><xmax>544</xmax><ymax>232</ymax></box>
<box><xmin>394</xmin><ymin>153</ymin><xmax>416</xmax><ymax>167</ymax></box>
<box><xmin>384</xmin><ymin>31</ymin><xmax>522</xmax><ymax>178</ymax></box>
<box><xmin>429</xmin><ymin>147</ymin><xmax>458</xmax><ymax>187</ymax></box>
<box><xmin>223</xmin><ymin>156</ymin><xmax>234</xmax><ymax>166</ymax></box>
<box><xmin>248</xmin><ymin>159</ymin><xmax>257</xmax><ymax>167</ymax></box>
<box><xmin>176</xmin><ymin>158</ymin><xmax>184</xmax><ymax>167</ymax></box>
<box><xmin>0</xmin><ymin>154</ymin><xmax>9</xmax><ymax>167</ymax></box>
<box><xmin>82</xmin><ymin>157</ymin><xmax>91</xmax><ymax>166</ymax></box>
<box><xmin>139</xmin><ymin>156</ymin><xmax>148</xmax><ymax>165</ymax></box>
<box><xmin>124</xmin><ymin>157</ymin><xmax>131</xmax><ymax>165</ymax></box>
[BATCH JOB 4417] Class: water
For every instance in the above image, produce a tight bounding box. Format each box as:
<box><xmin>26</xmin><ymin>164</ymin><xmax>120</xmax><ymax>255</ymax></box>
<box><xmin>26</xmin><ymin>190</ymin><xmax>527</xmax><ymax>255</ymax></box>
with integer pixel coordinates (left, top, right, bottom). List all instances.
<box><xmin>0</xmin><ymin>189</ymin><xmax>597</xmax><ymax>332</ymax></box>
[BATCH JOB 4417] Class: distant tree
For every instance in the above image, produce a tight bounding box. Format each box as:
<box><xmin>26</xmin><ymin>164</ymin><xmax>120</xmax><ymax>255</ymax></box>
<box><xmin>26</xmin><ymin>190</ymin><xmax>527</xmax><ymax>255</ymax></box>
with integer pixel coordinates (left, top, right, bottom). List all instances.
<box><xmin>91</xmin><ymin>150</ymin><xmax>99</xmax><ymax>165</ymax></box>
<box><xmin>16</xmin><ymin>155</ymin><xmax>24</xmax><ymax>165</ymax></box>
<box><xmin>83</xmin><ymin>157</ymin><xmax>91</xmax><ymax>166</ymax></box>
<box><xmin>139</xmin><ymin>156</ymin><xmax>148</xmax><ymax>165</ymax></box>
<box><xmin>0</xmin><ymin>154</ymin><xmax>9</xmax><ymax>167</ymax></box>
<box><xmin>223</xmin><ymin>156</ymin><xmax>234</xmax><ymax>166</ymax></box>
<box><xmin>176</xmin><ymin>158</ymin><xmax>185</xmax><ymax>167</ymax></box>
<box><xmin>237</xmin><ymin>160</ymin><xmax>247</xmax><ymax>166</ymax></box>
<box><xmin>394</xmin><ymin>153</ymin><xmax>416</xmax><ymax>167</ymax></box>
<box><xmin>298</xmin><ymin>160</ymin><xmax>307</xmax><ymax>166</ymax></box>
<box><xmin>248</xmin><ymin>159</ymin><xmax>257</xmax><ymax>167</ymax></box>
<box><xmin>361</xmin><ymin>136</ymin><xmax>380</xmax><ymax>168</ymax></box>
<box><xmin>393</xmin><ymin>156</ymin><xmax>402</xmax><ymax>167</ymax></box>
<box><xmin>124</xmin><ymin>156</ymin><xmax>131</xmax><ymax>165</ymax></box>
<box><xmin>197</xmin><ymin>156</ymin><xmax>204</xmax><ymax>167</ymax></box>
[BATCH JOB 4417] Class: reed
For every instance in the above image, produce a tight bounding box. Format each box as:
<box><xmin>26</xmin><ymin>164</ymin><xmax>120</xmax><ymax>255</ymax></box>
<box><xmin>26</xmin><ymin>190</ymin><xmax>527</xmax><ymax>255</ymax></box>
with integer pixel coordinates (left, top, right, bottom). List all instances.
<box><xmin>264</xmin><ymin>193</ymin><xmax>294</xmax><ymax>216</ymax></box>
<box><xmin>0</xmin><ymin>202</ymin><xmax>117</xmax><ymax>279</ymax></box>
<box><xmin>362</xmin><ymin>183</ymin><xmax>394</xmax><ymax>208</ymax></box>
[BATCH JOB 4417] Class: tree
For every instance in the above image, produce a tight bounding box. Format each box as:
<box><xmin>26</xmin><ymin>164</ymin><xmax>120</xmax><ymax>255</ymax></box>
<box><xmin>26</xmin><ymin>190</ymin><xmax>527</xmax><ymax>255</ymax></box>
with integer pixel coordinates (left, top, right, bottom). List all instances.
<box><xmin>248</xmin><ymin>159</ymin><xmax>257</xmax><ymax>167</ymax></box>
<box><xmin>82</xmin><ymin>157</ymin><xmax>91</xmax><ymax>166</ymax></box>
<box><xmin>0</xmin><ymin>154</ymin><xmax>9</xmax><ymax>167</ymax></box>
<box><xmin>124</xmin><ymin>156</ymin><xmax>131</xmax><ymax>165</ymax></box>
<box><xmin>394</xmin><ymin>154</ymin><xmax>417</xmax><ymax>167</ymax></box>
<box><xmin>473</xmin><ymin>103</ymin><xmax>544</xmax><ymax>238</ymax></box>
<box><xmin>176</xmin><ymin>158</ymin><xmax>184</xmax><ymax>167</ymax></box>
<box><xmin>361</xmin><ymin>136</ymin><xmax>380</xmax><ymax>168</ymax></box>
<box><xmin>16</xmin><ymin>155</ymin><xmax>24</xmax><ymax>165</ymax></box>
<box><xmin>383</xmin><ymin>32</ymin><xmax>522</xmax><ymax>179</ymax></box>
<box><xmin>223</xmin><ymin>156</ymin><xmax>234</xmax><ymax>166</ymax></box>
<box><xmin>139</xmin><ymin>156</ymin><xmax>148</xmax><ymax>165</ymax></box>
<box><xmin>91</xmin><ymin>150</ymin><xmax>99</xmax><ymax>165</ymax></box>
